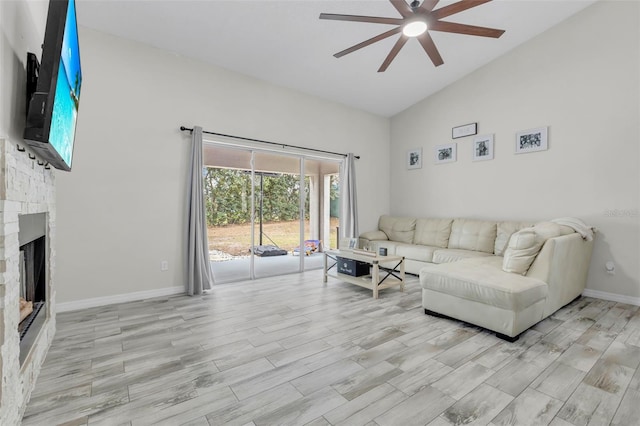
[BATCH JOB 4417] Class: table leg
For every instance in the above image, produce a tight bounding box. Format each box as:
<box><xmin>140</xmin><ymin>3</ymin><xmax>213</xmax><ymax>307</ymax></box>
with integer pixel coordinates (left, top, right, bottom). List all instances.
<box><xmin>400</xmin><ymin>257</ymin><xmax>406</xmax><ymax>292</ymax></box>
<box><xmin>372</xmin><ymin>261</ymin><xmax>379</xmax><ymax>299</ymax></box>
<box><xmin>323</xmin><ymin>252</ymin><xmax>328</xmax><ymax>284</ymax></box>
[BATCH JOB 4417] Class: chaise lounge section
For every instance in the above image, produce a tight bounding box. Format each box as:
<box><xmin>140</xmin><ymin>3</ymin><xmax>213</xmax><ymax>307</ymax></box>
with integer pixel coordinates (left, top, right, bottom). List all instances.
<box><xmin>359</xmin><ymin>216</ymin><xmax>594</xmax><ymax>340</ymax></box>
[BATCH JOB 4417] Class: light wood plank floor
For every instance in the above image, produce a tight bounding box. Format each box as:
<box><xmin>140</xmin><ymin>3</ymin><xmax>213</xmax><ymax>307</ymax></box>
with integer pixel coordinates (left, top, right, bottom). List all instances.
<box><xmin>23</xmin><ymin>270</ymin><xmax>640</xmax><ymax>425</ymax></box>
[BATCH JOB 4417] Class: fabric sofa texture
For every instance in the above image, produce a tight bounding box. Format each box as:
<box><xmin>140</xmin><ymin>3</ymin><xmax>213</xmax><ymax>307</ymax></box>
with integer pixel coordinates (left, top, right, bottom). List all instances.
<box><xmin>359</xmin><ymin>215</ymin><xmax>594</xmax><ymax>340</ymax></box>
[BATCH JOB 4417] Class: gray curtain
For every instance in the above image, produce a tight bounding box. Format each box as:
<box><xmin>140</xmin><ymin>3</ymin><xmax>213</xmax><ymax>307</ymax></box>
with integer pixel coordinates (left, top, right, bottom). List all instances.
<box><xmin>186</xmin><ymin>126</ymin><xmax>214</xmax><ymax>295</ymax></box>
<box><xmin>339</xmin><ymin>153</ymin><xmax>358</xmax><ymax>238</ymax></box>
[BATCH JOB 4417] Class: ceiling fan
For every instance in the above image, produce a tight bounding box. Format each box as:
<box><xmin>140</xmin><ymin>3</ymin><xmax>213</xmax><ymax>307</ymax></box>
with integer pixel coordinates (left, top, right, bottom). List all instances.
<box><xmin>319</xmin><ymin>0</ymin><xmax>505</xmax><ymax>72</ymax></box>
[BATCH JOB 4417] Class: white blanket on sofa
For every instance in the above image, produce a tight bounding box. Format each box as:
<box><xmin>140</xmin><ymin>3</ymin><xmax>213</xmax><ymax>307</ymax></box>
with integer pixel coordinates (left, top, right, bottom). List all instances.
<box><xmin>551</xmin><ymin>217</ymin><xmax>595</xmax><ymax>241</ymax></box>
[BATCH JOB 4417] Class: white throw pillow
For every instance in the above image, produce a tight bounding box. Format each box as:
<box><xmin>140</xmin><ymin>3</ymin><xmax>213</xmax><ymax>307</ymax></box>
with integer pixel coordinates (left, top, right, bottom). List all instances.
<box><xmin>494</xmin><ymin>221</ymin><xmax>534</xmax><ymax>256</ymax></box>
<box><xmin>502</xmin><ymin>228</ymin><xmax>541</xmax><ymax>275</ymax></box>
<box><xmin>502</xmin><ymin>222</ymin><xmax>574</xmax><ymax>275</ymax></box>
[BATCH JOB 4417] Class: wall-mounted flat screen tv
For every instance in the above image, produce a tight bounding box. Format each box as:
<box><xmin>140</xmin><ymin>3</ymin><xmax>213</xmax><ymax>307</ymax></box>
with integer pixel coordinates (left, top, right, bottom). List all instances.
<box><xmin>23</xmin><ymin>0</ymin><xmax>82</xmax><ymax>172</ymax></box>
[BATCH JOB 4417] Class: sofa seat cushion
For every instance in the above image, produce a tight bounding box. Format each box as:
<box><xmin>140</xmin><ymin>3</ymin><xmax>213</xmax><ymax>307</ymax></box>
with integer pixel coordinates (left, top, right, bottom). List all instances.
<box><xmin>378</xmin><ymin>215</ymin><xmax>416</xmax><ymax>244</ymax></box>
<box><xmin>413</xmin><ymin>218</ymin><xmax>453</xmax><ymax>248</ymax></box>
<box><xmin>395</xmin><ymin>243</ymin><xmax>437</xmax><ymax>263</ymax></box>
<box><xmin>432</xmin><ymin>248</ymin><xmax>493</xmax><ymax>264</ymax></box>
<box><xmin>420</xmin><ymin>257</ymin><xmax>548</xmax><ymax>311</ymax></box>
<box><xmin>448</xmin><ymin>219</ymin><xmax>497</xmax><ymax>254</ymax></box>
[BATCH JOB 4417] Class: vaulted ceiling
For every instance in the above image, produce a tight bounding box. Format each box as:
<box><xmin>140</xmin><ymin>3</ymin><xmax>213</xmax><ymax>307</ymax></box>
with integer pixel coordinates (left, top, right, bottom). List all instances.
<box><xmin>77</xmin><ymin>0</ymin><xmax>596</xmax><ymax>117</ymax></box>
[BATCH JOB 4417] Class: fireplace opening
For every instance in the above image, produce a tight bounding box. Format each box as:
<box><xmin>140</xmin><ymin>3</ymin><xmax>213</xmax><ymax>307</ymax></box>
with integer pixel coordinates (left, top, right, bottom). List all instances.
<box><xmin>18</xmin><ymin>213</ymin><xmax>48</xmax><ymax>365</ymax></box>
<box><xmin>19</xmin><ymin>235</ymin><xmax>46</xmax><ymax>338</ymax></box>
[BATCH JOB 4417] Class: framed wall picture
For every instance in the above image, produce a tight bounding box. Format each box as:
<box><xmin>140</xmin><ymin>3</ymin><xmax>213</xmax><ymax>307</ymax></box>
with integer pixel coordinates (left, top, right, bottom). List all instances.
<box><xmin>435</xmin><ymin>143</ymin><xmax>457</xmax><ymax>164</ymax></box>
<box><xmin>452</xmin><ymin>122</ymin><xmax>477</xmax><ymax>139</ymax></box>
<box><xmin>515</xmin><ymin>127</ymin><xmax>548</xmax><ymax>154</ymax></box>
<box><xmin>473</xmin><ymin>134</ymin><xmax>494</xmax><ymax>161</ymax></box>
<box><xmin>407</xmin><ymin>148</ymin><xmax>422</xmax><ymax>169</ymax></box>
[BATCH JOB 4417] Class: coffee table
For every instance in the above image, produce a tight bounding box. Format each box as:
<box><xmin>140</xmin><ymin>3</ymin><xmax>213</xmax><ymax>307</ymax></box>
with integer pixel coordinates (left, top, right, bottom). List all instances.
<box><xmin>323</xmin><ymin>249</ymin><xmax>405</xmax><ymax>299</ymax></box>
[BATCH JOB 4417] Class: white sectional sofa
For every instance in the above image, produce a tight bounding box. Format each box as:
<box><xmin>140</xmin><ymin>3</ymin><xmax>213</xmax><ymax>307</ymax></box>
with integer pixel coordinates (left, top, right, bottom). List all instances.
<box><xmin>359</xmin><ymin>216</ymin><xmax>594</xmax><ymax>341</ymax></box>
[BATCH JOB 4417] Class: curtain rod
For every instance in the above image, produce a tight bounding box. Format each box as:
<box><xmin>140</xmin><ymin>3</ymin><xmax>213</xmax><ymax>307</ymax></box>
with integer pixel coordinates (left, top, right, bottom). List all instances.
<box><xmin>180</xmin><ymin>126</ymin><xmax>360</xmax><ymax>159</ymax></box>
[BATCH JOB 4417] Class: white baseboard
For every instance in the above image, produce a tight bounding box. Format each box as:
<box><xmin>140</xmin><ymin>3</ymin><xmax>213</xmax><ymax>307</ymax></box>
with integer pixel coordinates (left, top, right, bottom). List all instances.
<box><xmin>56</xmin><ymin>286</ymin><xmax>185</xmax><ymax>313</ymax></box>
<box><xmin>582</xmin><ymin>289</ymin><xmax>640</xmax><ymax>306</ymax></box>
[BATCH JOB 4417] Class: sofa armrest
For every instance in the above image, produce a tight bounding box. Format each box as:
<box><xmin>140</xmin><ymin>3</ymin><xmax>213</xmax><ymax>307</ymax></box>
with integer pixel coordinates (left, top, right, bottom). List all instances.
<box><xmin>527</xmin><ymin>233</ymin><xmax>594</xmax><ymax>316</ymax></box>
<box><xmin>359</xmin><ymin>230</ymin><xmax>388</xmax><ymax>241</ymax></box>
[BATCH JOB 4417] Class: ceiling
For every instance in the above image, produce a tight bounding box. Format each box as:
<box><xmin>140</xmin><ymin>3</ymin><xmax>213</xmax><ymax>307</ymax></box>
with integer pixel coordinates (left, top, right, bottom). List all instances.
<box><xmin>76</xmin><ymin>0</ymin><xmax>597</xmax><ymax>117</ymax></box>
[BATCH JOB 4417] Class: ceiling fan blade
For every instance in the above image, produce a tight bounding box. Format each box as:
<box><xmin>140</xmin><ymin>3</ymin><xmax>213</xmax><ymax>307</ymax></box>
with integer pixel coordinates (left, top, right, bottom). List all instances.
<box><xmin>334</xmin><ymin>27</ymin><xmax>402</xmax><ymax>58</ymax></box>
<box><xmin>429</xmin><ymin>21</ymin><xmax>505</xmax><ymax>38</ymax></box>
<box><xmin>417</xmin><ymin>32</ymin><xmax>444</xmax><ymax>66</ymax></box>
<box><xmin>389</xmin><ymin>0</ymin><xmax>413</xmax><ymax>17</ymax></box>
<box><xmin>319</xmin><ymin>13</ymin><xmax>404</xmax><ymax>25</ymax></box>
<box><xmin>431</xmin><ymin>0</ymin><xmax>493</xmax><ymax>20</ymax></box>
<box><xmin>418</xmin><ymin>0</ymin><xmax>440</xmax><ymax>13</ymax></box>
<box><xmin>378</xmin><ymin>35</ymin><xmax>409</xmax><ymax>72</ymax></box>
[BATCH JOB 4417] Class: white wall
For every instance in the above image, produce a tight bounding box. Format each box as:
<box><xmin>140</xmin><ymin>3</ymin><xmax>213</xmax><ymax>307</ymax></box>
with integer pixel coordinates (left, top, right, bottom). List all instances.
<box><xmin>55</xmin><ymin>27</ymin><xmax>390</xmax><ymax>303</ymax></box>
<box><xmin>390</xmin><ymin>1</ymin><xmax>639</xmax><ymax>300</ymax></box>
<box><xmin>0</xmin><ymin>0</ymin><xmax>48</xmax><ymax>138</ymax></box>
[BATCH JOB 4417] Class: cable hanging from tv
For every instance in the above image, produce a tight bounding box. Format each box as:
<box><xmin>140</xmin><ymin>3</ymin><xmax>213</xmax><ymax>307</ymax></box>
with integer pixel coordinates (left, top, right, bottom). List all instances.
<box><xmin>179</xmin><ymin>126</ymin><xmax>360</xmax><ymax>160</ymax></box>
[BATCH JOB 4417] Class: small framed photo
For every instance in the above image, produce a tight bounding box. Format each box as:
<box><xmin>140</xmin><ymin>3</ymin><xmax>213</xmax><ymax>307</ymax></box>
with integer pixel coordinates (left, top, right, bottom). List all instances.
<box><xmin>452</xmin><ymin>122</ymin><xmax>477</xmax><ymax>139</ymax></box>
<box><xmin>407</xmin><ymin>148</ymin><xmax>422</xmax><ymax>170</ymax></box>
<box><xmin>349</xmin><ymin>238</ymin><xmax>358</xmax><ymax>249</ymax></box>
<box><xmin>340</xmin><ymin>238</ymin><xmax>358</xmax><ymax>251</ymax></box>
<box><xmin>473</xmin><ymin>134</ymin><xmax>494</xmax><ymax>161</ymax></box>
<box><xmin>515</xmin><ymin>127</ymin><xmax>548</xmax><ymax>154</ymax></box>
<box><xmin>435</xmin><ymin>143</ymin><xmax>457</xmax><ymax>164</ymax></box>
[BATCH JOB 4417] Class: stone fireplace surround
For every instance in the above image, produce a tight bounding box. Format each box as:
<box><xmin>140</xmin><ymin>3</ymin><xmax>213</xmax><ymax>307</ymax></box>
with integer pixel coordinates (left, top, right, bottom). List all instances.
<box><xmin>0</xmin><ymin>139</ymin><xmax>57</xmax><ymax>424</ymax></box>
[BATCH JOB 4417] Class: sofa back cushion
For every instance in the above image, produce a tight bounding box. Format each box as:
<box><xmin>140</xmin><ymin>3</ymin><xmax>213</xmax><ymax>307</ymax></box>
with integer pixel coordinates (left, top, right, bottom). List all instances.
<box><xmin>495</xmin><ymin>221</ymin><xmax>534</xmax><ymax>256</ymax></box>
<box><xmin>414</xmin><ymin>218</ymin><xmax>453</xmax><ymax>247</ymax></box>
<box><xmin>448</xmin><ymin>219</ymin><xmax>497</xmax><ymax>254</ymax></box>
<box><xmin>378</xmin><ymin>215</ymin><xmax>416</xmax><ymax>244</ymax></box>
<box><xmin>502</xmin><ymin>222</ymin><xmax>574</xmax><ymax>275</ymax></box>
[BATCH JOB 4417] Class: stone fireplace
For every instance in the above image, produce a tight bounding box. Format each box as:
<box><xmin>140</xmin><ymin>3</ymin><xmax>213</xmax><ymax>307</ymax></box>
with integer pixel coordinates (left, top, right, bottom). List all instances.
<box><xmin>0</xmin><ymin>139</ymin><xmax>57</xmax><ymax>424</ymax></box>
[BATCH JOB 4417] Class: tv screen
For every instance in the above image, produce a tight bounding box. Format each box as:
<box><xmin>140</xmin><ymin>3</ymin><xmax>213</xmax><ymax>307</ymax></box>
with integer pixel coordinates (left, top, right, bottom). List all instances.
<box><xmin>23</xmin><ymin>0</ymin><xmax>82</xmax><ymax>172</ymax></box>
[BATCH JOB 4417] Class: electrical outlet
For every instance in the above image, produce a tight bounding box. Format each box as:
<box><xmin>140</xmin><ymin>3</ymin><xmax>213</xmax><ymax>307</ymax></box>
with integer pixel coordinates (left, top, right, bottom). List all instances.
<box><xmin>605</xmin><ymin>261</ymin><xmax>615</xmax><ymax>275</ymax></box>
<box><xmin>161</xmin><ymin>260</ymin><xmax>169</xmax><ymax>271</ymax></box>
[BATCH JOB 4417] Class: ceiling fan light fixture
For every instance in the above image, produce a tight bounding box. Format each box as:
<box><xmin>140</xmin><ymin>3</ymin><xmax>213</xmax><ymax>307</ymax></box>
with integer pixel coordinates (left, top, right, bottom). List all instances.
<box><xmin>402</xmin><ymin>20</ymin><xmax>427</xmax><ymax>37</ymax></box>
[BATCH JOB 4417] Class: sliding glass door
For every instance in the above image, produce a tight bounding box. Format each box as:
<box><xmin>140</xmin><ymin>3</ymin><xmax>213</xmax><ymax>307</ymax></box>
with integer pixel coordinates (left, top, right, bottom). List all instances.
<box><xmin>252</xmin><ymin>151</ymin><xmax>302</xmax><ymax>279</ymax></box>
<box><xmin>203</xmin><ymin>144</ymin><xmax>253</xmax><ymax>282</ymax></box>
<box><xmin>203</xmin><ymin>141</ymin><xmax>341</xmax><ymax>283</ymax></box>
